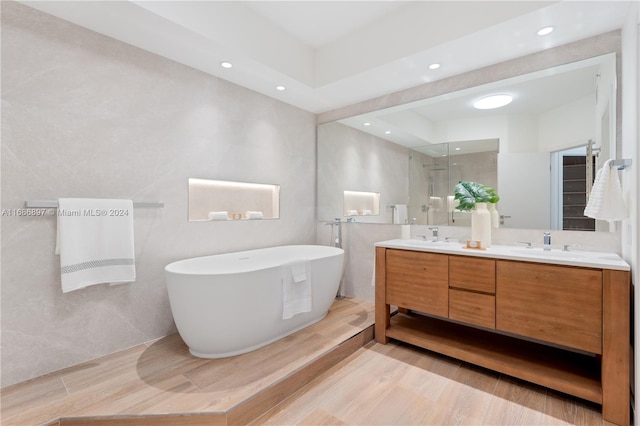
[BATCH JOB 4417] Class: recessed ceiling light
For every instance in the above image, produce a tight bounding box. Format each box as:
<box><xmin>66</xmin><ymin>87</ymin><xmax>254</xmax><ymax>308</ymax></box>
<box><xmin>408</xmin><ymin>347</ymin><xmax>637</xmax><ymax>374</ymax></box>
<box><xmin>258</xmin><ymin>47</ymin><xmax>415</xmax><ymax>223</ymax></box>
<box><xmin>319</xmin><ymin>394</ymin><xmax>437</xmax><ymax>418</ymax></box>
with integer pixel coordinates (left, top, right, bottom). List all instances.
<box><xmin>385</xmin><ymin>130</ymin><xmax>391</xmax><ymax>134</ymax></box>
<box><xmin>220</xmin><ymin>61</ymin><xmax>233</xmax><ymax>69</ymax></box>
<box><xmin>429</xmin><ymin>63</ymin><xmax>441</xmax><ymax>70</ymax></box>
<box><xmin>363</xmin><ymin>122</ymin><xmax>371</xmax><ymax>126</ymax></box>
<box><xmin>473</xmin><ymin>94</ymin><xmax>513</xmax><ymax>110</ymax></box>
<box><xmin>276</xmin><ymin>85</ymin><xmax>286</xmax><ymax>91</ymax></box>
<box><xmin>537</xmin><ymin>26</ymin><xmax>554</xmax><ymax>36</ymax></box>
<box><xmin>455</xmin><ymin>147</ymin><xmax>461</xmax><ymax>151</ymax></box>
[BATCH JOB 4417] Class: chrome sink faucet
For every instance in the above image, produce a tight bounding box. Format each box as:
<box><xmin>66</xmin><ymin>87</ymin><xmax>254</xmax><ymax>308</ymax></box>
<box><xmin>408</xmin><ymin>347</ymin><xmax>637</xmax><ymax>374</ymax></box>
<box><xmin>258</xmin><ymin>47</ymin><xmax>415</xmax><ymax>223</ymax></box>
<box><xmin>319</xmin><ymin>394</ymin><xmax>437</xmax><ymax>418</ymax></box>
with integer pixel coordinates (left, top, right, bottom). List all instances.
<box><xmin>543</xmin><ymin>232</ymin><xmax>551</xmax><ymax>251</ymax></box>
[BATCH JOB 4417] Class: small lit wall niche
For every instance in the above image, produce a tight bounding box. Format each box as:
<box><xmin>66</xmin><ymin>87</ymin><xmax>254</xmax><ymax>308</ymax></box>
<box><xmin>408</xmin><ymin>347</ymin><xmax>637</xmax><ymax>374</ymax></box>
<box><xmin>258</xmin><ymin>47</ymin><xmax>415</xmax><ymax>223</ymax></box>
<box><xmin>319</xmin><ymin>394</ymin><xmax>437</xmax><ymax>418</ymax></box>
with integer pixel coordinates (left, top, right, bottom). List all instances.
<box><xmin>188</xmin><ymin>178</ymin><xmax>280</xmax><ymax>221</ymax></box>
<box><xmin>343</xmin><ymin>190</ymin><xmax>380</xmax><ymax>217</ymax></box>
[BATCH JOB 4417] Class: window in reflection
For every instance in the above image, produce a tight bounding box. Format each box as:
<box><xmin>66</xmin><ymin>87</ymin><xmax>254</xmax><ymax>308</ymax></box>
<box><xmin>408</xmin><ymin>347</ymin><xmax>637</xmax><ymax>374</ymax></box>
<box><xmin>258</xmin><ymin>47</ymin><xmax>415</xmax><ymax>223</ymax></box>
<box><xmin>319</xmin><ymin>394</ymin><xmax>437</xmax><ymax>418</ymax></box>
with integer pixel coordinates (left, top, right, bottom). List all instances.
<box><xmin>188</xmin><ymin>178</ymin><xmax>280</xmax><ymax>221</ymax></box>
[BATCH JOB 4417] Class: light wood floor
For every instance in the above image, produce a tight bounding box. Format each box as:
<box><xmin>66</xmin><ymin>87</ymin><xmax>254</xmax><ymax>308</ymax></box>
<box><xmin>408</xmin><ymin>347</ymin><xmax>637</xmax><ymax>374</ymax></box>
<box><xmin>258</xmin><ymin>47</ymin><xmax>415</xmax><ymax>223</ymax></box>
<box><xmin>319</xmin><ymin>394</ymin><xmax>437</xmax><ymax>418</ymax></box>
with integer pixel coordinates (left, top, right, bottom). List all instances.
<box><xmin>1</xmin><ymin>298</ymin><xmax>375</xmax><ymax>425</ymax></box>
<box><xmin>254</xmin><ymin>340</ymin><xmax>612</xmax><ymax>426</ymax></box>
<box><xmin>2</xmin><ymin>297</ymin><xmax>612</xmax><ymax>425</ymax></box>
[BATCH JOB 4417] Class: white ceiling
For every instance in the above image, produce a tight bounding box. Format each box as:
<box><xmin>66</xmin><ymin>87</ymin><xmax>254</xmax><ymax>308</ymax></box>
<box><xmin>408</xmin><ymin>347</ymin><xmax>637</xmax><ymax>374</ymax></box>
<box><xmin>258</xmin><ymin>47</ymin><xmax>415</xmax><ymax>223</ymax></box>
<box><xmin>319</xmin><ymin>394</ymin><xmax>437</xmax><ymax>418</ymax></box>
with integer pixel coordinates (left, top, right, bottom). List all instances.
<box><xmin>19</xmin><ymin>1</ymin><xmax>632</xmax><ymax>114</ymax></box>
<box><xmin>337</xmin><ymin>52</ymin><xmax>614</xmax><ymax>148</ymax></box>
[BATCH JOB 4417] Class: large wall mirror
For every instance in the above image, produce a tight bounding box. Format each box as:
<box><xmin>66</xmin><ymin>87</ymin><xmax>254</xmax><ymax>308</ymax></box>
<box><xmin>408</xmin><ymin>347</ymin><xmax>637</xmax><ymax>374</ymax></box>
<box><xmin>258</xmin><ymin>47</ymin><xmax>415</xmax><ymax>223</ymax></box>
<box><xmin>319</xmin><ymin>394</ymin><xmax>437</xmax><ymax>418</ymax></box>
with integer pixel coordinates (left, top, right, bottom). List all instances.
<box><xmin>317</xmin><ymin>39</ymin><xmax>619</xmax><ymax>232</ymax></box>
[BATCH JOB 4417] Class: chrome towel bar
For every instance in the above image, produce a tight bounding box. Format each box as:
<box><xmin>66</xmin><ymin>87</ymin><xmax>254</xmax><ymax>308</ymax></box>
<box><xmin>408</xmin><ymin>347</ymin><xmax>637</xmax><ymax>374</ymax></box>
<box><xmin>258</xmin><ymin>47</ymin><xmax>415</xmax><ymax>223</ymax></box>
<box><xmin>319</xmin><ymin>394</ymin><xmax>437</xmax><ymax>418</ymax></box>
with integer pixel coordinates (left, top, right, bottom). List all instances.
<box><xmin>610</xmin><ymin>159</ymin><xmax>632</xmax><ymax>170</ymax></box>
<box><xmin>24</xmin><ymin>200</ymin><xmax>164</xmax><ymax>208</ymax></box>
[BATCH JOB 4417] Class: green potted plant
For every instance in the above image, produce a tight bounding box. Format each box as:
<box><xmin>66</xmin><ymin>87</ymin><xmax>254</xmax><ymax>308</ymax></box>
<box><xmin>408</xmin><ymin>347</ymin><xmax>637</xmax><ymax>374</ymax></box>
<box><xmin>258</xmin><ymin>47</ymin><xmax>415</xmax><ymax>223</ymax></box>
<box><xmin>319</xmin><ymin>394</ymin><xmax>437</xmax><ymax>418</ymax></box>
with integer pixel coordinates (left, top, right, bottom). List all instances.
<box><xmin>454</xmin><ymin>181</ymin><xmax>499</xmax><ymax>248</ymax></box>
<box><xmin>453</xmin><ymin>181</ymin><xmax>500</xmax><ymax>211</ymax></box>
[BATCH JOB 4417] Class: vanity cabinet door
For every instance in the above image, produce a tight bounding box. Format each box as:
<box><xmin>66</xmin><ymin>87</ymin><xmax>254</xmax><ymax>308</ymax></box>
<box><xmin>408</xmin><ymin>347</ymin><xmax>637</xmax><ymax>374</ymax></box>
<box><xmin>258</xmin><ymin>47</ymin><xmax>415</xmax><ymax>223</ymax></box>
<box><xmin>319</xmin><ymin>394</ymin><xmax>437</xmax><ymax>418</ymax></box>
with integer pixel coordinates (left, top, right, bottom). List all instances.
<box><xmin>496</xmin><ymin>260</ymin><xmax>603</xmax><ymax>354</ymax></box>
<box><xmin>385</xmin><ymin>249</ymin><xmax>448</xmax><ymax>318</ymax></box>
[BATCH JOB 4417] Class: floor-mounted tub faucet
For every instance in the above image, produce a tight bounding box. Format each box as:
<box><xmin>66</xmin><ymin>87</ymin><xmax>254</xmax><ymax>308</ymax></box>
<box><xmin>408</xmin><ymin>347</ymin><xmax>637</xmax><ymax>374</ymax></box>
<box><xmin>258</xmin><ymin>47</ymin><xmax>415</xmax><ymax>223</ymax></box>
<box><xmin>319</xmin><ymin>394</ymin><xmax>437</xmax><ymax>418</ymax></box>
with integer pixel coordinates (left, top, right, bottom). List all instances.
<box><xmin>324</xmin><ymin>218</ymin><xmax>344</xmax><ymax>299</ymax></box>
<box><xmin>324</xmin><ymin>218</ymin><xmax>342</xmax><ymax>249</ymax></box>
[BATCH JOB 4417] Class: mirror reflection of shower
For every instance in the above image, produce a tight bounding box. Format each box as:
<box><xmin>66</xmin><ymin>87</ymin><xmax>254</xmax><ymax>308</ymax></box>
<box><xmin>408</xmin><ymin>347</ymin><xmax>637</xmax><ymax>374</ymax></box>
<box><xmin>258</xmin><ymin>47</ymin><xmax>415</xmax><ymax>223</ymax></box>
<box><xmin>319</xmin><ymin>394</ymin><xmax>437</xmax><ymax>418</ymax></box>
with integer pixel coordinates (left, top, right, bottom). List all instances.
<box><xmin>409</xmin><ymin>139</ymin><xmax>498</xmax><ymax>226</ymax></box>
<box><xmin>423</xmin><ymin>163</ymin><xmax>448</xmax><ymax>225</ymax></box>
<box><xmin>408</xmin><ymin>143</ymin><xmax>448</xmax><ymax>226</ymax></box>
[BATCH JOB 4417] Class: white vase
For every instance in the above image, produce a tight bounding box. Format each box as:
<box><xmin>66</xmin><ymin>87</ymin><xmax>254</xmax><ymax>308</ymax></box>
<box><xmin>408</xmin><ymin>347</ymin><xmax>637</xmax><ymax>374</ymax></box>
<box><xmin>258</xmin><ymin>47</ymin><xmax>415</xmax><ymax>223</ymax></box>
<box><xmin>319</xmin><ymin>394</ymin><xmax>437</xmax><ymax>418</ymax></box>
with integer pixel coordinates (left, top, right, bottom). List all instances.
<box><xmin>488</xmin><ymin>203</ymin><xmax>500</xmax><ymax>228</ymax></box>
<box><xmin>471</xmin><ymin>202</ymin><xmax>491</xmax><ymax>248</ymax></box>
<box><xmin>401</xmin><ymin>224</ymin><xmax>410</xmax><ymax>240</ymax></box>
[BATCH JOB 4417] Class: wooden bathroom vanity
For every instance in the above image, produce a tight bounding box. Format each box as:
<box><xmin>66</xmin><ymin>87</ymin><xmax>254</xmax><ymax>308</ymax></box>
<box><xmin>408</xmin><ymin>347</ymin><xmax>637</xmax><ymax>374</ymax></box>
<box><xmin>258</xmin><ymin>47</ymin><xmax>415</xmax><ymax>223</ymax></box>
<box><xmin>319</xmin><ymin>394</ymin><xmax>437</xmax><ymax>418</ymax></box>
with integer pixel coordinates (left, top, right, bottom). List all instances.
<box><xmin>374</xmin><ymin>240</ymin><xmax>631</xmax><ymax>426</ymax></box>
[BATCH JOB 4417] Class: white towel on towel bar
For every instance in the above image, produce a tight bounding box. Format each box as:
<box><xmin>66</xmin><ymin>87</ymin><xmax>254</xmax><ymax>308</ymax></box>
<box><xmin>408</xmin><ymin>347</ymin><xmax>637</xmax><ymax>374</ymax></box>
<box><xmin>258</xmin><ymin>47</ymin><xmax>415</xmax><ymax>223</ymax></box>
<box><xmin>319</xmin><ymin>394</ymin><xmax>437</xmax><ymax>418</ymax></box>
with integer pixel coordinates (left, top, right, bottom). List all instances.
<box><xmin>282</xmin><ymin>259</ymin><xmax>312</xmax><ymax>319</ymax></box>
<box><xmin>584</xmin><ymin>159</ymin><xmax>628</xmax><ymax>221</ymax></box>
<box><xmin>55</xmin><ymin>198</ymin><xmax>136</xmax><ymax>292</ymax></box>
<box><xmin>392</xmin><ymin>204</ymin><xmax>407</xmax><ymax>224</ymax></box>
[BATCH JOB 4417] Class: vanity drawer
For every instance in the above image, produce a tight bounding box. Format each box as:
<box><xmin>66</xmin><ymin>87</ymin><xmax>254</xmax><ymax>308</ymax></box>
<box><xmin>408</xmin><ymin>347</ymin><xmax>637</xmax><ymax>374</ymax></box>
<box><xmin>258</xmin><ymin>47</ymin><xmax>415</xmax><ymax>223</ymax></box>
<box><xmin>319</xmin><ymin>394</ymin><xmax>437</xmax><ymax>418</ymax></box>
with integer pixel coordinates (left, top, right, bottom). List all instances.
<box><xmin>496</xmin><ymin>260</ymin><xmax>602</xmax><ymax>354</ymax></box>
<box><xmin>449</xmin><ymin>289</ymin><xmax>495</xmax><ymax>329</ymax></box>
<box><xmin>449</xmin><ymin>256</ymin><xmax>495</xmax><ymax>294</ymax></box>
<box><xmin>385</xmin><ymin>249</ymin><xmax>448</xmax><ymax>318</ymax></box>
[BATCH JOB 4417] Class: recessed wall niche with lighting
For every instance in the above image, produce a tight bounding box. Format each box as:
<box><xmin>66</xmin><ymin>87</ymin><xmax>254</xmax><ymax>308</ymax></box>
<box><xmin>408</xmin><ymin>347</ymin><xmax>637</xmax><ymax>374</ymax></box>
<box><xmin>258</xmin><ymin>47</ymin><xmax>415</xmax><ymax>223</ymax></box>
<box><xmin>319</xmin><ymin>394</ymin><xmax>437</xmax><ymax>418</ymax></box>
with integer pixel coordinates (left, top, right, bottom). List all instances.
<box><xmin>343</xmin><ymin>190</ymin><xmax>380</xmax><ymax>217</ymax></box>
<box><xmin>188</xmin><ymin>178</ymin><xmax>280</xmax><ymax>221</ymax></box>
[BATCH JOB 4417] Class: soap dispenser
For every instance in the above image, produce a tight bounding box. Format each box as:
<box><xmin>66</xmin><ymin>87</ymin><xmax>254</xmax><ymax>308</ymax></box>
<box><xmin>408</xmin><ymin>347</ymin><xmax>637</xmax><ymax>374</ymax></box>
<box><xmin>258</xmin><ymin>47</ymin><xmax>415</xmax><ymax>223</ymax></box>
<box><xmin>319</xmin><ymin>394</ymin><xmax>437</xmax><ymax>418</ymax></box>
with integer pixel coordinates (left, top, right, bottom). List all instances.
<box><xmin>543</xmin><ymin>232</ymin><xmax>551</xmax><ymax>251</ymax></box>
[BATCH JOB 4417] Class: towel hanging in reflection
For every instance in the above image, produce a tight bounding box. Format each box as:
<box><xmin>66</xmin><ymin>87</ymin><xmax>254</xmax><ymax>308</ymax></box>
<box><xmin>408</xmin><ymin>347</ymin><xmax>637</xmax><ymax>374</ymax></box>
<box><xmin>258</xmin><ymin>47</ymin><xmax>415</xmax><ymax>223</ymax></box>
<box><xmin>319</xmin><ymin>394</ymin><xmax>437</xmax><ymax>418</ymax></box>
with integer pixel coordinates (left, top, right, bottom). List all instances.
<box><xmin>392</xmin><ymin>204</ymin><xmax>407</xmax><ymax>224</ymax></box>
<box><xmin>584</xmin><ymin>159</ymin><xmax>627</xmax><ymax>221</ymax></box>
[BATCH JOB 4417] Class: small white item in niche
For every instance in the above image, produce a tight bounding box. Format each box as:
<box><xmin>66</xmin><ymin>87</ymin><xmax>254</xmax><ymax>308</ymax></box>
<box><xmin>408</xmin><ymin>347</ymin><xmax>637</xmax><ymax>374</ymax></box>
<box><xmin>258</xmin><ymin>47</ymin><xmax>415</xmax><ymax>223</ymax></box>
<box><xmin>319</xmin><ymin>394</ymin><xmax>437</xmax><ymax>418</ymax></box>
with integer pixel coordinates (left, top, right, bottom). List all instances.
<box><xmin>246</xmin><ymin>211</ymin><xmax>264</xmax><ymax>220</ymax></box>
<box><xmin>208</xmin><ymin>211</ymin><xmax>229</xmax><ymax>221</ymax></box>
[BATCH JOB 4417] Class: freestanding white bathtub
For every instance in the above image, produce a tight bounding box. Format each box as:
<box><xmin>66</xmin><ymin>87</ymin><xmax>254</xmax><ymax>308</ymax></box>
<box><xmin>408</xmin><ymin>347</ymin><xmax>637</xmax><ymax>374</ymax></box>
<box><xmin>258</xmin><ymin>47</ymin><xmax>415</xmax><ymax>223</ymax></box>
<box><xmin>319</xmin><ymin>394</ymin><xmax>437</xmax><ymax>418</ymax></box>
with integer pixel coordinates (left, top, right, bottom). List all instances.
<box><xmin>165</xmin><ymin>245</ymin><xmax>344</xmax><ymax>358</ymax></box>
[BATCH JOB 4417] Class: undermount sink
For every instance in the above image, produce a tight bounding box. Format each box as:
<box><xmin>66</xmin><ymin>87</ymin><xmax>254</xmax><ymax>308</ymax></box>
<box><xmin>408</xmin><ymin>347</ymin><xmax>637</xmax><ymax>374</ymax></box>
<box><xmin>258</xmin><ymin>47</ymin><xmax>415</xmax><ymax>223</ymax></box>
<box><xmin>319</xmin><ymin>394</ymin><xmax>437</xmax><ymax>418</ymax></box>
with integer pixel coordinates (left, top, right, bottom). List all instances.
<box><xmin>405</xmin><ymin>239</ymin><xmax>454</xmax><ymax>246</ymax></box>
<box><xmin>509</xmin><ymin>248</ymin><xmax>586</xmax><ymax>259</ymax></box>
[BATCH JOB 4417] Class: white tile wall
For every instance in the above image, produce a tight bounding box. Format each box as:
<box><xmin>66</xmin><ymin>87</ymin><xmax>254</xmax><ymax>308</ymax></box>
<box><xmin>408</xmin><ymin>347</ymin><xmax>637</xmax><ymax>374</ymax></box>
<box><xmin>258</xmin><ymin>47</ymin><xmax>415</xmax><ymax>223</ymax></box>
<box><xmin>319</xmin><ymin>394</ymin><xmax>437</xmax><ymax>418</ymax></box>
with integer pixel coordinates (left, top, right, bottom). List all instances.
<box><xmin>1</xmin><ymin>2</ymin><xmax>316</xmax><ymax>387</ymax></box>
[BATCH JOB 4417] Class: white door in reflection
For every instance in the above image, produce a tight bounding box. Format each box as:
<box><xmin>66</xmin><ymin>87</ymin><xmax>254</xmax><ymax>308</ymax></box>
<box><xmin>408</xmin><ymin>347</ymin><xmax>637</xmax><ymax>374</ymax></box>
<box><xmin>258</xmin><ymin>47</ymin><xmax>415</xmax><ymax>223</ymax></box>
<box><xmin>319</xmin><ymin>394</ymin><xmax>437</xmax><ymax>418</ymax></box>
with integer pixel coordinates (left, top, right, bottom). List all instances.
<box><xmin>497</xmin><ymin>153</ymin><xmax>551</xmax><ymax>229</ymax></box>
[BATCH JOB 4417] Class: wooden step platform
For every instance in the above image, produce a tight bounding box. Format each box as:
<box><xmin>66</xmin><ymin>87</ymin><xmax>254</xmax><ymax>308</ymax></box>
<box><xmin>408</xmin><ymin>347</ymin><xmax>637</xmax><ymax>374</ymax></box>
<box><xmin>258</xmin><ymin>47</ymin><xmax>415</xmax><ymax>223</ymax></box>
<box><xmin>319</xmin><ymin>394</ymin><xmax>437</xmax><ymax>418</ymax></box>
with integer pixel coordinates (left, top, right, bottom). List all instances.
<box><xmin>1</xmin><ymin>298</ymin><xmax>374</xmax><ymax>426</ymax></box>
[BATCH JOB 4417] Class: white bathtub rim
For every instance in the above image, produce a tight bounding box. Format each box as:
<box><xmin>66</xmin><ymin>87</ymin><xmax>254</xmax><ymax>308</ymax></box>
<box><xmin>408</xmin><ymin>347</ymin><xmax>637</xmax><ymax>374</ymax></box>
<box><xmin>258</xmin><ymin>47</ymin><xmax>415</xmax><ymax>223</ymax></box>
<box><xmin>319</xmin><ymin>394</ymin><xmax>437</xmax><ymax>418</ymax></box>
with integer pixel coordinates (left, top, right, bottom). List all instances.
<box><xmin>165</xmin><ymin>245</ymin><xmax>344</xmax><ymax>276</ymax></box>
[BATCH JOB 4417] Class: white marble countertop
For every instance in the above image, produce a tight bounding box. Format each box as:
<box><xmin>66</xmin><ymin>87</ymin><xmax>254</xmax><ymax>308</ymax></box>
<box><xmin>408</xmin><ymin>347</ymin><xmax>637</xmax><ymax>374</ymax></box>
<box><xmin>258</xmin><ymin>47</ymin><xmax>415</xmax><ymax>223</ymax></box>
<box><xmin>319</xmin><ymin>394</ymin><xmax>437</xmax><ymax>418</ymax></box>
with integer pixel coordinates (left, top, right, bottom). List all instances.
<box><xmin>375</xmin><ymin>239</ymin><xmax>630</xmax><ymax>271</ymax></box>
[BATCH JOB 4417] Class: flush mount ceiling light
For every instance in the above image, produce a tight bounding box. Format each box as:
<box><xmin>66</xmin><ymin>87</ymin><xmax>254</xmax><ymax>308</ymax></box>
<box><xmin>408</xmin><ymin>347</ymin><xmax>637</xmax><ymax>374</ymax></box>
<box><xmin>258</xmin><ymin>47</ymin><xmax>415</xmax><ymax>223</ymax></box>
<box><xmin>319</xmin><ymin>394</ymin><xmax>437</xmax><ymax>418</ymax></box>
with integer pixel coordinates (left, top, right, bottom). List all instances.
<box><xmin>429</xmin><ymin>63</ymin><xmax>441</xmax><ymax>70</ymax></box>
<box><xmin>220</xmin><ymin>61</ymin><xmax>233</xmax><ymax>68</ymax></box>
<box><xmin>473</xmin><ymin>94</ymin><xmax>513</xmax><ymax>110</ymax></box>
<box><xmin>537</xmin><ymin>26</ymin><xmax>554</xmax><ymax>36</ymax></box>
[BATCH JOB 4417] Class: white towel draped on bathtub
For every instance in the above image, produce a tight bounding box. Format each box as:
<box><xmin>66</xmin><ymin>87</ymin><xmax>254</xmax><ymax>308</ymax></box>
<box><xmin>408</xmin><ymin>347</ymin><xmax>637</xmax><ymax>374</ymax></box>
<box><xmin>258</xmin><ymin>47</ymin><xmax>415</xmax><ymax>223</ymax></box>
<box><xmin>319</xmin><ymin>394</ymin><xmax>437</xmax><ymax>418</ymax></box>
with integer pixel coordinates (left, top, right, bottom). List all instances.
<box><xmin>55</xmin><ymin>198</ymin><xmax>136</xmax><ymax>293</ymax></box>
<box><xmin>282</xmin><ymin>259</ymin><xmax>312</xmax><ymax>319</ymax></box>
